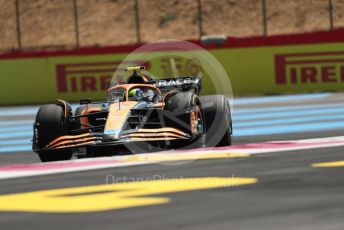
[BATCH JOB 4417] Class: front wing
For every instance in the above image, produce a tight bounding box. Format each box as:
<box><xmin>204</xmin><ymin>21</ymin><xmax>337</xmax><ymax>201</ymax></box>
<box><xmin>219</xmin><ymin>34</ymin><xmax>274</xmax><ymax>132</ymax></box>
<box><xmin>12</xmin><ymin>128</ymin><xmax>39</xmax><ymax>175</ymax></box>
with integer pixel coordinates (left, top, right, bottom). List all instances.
<box><xmin>38</xmin><ymin>127</ymin><xmax>191</xmax><ymax>151</ymax></box>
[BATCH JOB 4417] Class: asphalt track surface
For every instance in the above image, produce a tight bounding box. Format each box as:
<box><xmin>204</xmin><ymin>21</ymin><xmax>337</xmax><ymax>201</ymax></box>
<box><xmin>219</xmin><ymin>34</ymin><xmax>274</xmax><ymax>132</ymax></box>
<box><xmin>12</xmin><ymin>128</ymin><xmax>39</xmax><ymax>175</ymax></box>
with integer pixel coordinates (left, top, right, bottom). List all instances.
<box><xmin>0</xmin><ymin>93</ymin><xmax>344</xmax><ymax>230</ymax></box>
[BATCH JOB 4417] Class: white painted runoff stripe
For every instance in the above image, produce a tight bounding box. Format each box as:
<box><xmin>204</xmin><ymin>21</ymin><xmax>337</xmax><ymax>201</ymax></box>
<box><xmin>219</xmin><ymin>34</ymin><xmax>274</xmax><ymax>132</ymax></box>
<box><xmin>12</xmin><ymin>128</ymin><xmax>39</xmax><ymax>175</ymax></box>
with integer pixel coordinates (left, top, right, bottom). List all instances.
<box><xmin>0</xmin><ymin>132</ymin><xmax>31</xmax><ymax>139</ymax></box>
<box><xmin>0</xmin><ymin>145</ymin><xmax>31</xmax><ymax>152</ymax></box>
<box><xmin>0</xmin><ymin>120</ymin><xmax>33</xmax><ymax>127</ymax></box>
<box><xmin>1</xmin><ymin>135</ymin><xmax>344</xmax><ymax>180</ymax></box>
<box><xmin>0</xmin><ymin>126</ymin><xmax>32</xmax><ymax>133</ymax></box>
<box><xmin>234</xmin><ymin>114</ymin><xmax>344</xmax><ymax>128</ymax></box>
<box><xmin>233</xmin><ymin>93</ymin><xmax>331</xmax><ymax>105</ymax></box>
<box><xmin>0</xmin><ymin>139</ymin><xmax>30</xmax><ymax>146</ymax></box>
<box><xmin>234</xmin><ymin>107</ymin><xmax>344</xmax><ymax>121</ymax></box>
<box><xmin>233</xmin><ymin>102</ymin><xmax>344</xmax><ymax>115</ymax></box>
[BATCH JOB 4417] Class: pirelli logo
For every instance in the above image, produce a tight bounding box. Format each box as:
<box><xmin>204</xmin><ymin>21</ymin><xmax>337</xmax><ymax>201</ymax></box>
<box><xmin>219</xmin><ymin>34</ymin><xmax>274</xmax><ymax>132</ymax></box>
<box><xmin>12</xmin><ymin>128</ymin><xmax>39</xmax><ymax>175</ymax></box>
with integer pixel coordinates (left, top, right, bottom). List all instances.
<box><xmin>275</xmin><ymin>51</ymin><xmax>344</xmax><ymax>84</ymax></box>
<box><xmin>56</xmin><ymin>61</ymin><xmax>148</xmax><ymax>93</ymax></box>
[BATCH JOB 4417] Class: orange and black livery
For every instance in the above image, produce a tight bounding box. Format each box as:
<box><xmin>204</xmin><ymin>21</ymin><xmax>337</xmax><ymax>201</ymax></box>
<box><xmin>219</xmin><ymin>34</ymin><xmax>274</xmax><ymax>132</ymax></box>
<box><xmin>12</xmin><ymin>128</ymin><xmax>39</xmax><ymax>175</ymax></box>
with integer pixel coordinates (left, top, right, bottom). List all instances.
<box><xmin>32</xmin><ymin>66</ymin><xmax>232</xmax><ymax>162</ymax></box>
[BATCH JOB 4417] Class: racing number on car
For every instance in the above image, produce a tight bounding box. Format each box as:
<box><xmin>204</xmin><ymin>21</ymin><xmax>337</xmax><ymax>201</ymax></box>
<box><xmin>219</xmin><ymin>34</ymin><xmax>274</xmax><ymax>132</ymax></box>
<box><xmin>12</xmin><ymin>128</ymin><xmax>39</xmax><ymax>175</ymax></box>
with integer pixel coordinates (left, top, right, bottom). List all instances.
<box><xmin>0</xmin><ymin>177</ymin><xmax>257</xmax><ymax>213</ymax></box>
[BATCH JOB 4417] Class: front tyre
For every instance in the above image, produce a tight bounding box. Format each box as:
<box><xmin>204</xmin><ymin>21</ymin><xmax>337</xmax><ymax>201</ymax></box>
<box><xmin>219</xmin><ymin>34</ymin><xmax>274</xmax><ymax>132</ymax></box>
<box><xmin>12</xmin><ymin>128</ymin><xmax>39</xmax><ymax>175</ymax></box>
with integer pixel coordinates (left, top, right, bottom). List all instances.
<box><xmin>33</xmin><ymin>104</ymin><xmax>72</xmax><ymax>162</ymax></box>
<box><xmin>165</xmin><ymin>92</ymin><xmax>205</xmax><ymax>149</ymax></box>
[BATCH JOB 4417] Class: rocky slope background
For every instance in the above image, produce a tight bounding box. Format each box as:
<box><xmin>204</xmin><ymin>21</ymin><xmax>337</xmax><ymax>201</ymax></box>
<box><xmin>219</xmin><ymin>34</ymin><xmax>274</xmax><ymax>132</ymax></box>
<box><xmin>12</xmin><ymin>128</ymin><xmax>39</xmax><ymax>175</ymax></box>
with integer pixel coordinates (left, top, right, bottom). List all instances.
<box><xmin>0</xmin><ymin>0</ymin><xmax>343</xmax><ymax>51</ymax></box>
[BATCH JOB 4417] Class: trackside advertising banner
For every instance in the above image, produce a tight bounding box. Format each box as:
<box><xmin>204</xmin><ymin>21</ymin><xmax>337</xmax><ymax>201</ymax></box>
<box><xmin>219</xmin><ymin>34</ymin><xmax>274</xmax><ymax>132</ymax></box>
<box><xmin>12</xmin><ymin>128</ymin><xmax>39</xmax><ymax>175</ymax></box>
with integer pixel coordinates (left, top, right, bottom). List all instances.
<box><xmin>0</xmin><ymin>30</ymin><xmax>344</xmax><ymax>105</ymax></box>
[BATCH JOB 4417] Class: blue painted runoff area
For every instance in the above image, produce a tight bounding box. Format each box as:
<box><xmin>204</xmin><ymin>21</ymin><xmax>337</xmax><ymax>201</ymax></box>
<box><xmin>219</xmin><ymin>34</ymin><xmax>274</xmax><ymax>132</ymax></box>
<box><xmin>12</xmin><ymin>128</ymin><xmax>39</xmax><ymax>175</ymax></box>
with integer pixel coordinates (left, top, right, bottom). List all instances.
<box><xmin>0</xmin><ymin>92</ymin><xmax>342</xmax><ymax>153</ymax></box>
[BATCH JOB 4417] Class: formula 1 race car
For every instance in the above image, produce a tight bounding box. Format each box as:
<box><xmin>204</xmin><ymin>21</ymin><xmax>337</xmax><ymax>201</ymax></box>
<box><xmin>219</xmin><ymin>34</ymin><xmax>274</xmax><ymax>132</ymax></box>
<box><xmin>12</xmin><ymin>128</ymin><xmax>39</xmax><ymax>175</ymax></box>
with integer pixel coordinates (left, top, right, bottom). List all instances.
<box><xmin>32</xmin><ymin>66</ymin><xmax>232</xmax><ymax>162</ymax></box>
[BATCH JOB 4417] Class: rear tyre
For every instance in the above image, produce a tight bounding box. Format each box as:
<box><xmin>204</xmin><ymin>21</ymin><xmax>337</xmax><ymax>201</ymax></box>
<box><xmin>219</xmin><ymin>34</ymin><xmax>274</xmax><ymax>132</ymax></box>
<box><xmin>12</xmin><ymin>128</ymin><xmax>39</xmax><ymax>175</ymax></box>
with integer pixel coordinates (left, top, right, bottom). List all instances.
<box><xmin>164</xmin><ymin>92</ymin><xmax>205</xmax><ymax>149</ymax></box>
<box><xmin>33</xmin><ymin>104</ymin><xmax>72</xmax><ymax>162</ymax></box>
<box><xmin>200</xmin><ymin>95</ymin><xmax>232</xmax><ymax>147</ymax></box>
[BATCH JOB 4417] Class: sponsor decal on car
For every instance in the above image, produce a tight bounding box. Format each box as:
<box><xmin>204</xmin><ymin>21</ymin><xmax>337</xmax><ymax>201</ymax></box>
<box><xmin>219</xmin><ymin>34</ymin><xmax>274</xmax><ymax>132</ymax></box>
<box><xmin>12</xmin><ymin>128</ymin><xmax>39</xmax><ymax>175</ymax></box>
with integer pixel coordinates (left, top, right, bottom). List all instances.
<box><xmin>155</xmin><ymin>77</ymin><xmax>200</xmax><ymax>87</ymax></box>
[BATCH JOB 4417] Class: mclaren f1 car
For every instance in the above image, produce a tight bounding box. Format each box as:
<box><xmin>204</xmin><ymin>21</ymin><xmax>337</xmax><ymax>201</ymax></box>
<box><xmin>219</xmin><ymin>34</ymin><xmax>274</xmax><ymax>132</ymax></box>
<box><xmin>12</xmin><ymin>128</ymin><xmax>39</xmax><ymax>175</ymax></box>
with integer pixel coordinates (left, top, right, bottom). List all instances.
<box><xmin>32</xmin><ymin>66</ymin><xmax>232</xmax><ymax>162</ymax></box>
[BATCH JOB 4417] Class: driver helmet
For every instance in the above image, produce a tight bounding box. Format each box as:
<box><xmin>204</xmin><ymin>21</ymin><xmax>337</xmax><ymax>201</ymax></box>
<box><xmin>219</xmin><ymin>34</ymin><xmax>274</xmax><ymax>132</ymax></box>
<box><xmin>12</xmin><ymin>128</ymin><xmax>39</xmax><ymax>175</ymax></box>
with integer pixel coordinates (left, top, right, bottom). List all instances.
<box><xmin>128</xmin><ymin>88</ymin><xmax>145</xmax><ymax>101</ymax></box>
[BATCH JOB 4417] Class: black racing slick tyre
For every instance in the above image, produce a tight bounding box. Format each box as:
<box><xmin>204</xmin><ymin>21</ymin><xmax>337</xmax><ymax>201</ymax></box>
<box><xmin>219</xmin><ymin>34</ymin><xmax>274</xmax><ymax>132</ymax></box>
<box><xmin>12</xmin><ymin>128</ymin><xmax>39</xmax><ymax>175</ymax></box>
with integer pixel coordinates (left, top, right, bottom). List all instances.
<box><xmin>200</xmin><ymin>95</ymin><xmax>232</xmax><ymax>147</ymax></box>
<box><xmin>33</xmin><ymin>104</ymin><xmax>72</xmax><ymax>162</ymax></box>
<box><xmin>164</xmin><ymin>92</ymin><xmax>205</xmax><ymax>148</ymax></box>
<box><xmin>73</xmin><ymin>105</ymin><xmax>86</xmax><ymax>130</ymax></box>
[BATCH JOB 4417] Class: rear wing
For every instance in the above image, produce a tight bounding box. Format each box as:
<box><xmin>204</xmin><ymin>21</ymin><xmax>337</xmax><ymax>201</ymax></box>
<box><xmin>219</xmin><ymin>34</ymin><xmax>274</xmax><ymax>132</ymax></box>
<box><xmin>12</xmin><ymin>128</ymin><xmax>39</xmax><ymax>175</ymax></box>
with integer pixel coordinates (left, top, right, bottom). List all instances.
<box><xmin>154</xmin><ymin>77</ymin><xmax>202</xmax><ymax>95</ymax></box>
<box><xmin>122</xmin><ymin>66</ymin><xmax>202</xmax><ymax>95</ymax></box>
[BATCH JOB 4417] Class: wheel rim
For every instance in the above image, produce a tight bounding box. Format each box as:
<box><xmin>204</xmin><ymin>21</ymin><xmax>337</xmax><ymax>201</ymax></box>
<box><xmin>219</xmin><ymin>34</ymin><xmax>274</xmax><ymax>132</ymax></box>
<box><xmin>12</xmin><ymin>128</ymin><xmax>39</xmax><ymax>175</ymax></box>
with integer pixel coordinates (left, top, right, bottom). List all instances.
<box><xmin>193</xmin><ymin>105</ymin><xmax>204</xmax><ymax>136</ymax></box>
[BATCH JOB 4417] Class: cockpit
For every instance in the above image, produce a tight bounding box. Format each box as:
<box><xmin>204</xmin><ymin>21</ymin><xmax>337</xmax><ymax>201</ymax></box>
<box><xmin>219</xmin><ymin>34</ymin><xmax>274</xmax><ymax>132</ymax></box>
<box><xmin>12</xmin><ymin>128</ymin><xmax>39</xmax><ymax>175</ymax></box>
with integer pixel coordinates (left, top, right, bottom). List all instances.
<box><xmin>107</xmin><ymin>85</ymin><xmax>162</xmax><ymax>104</ymax></box>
